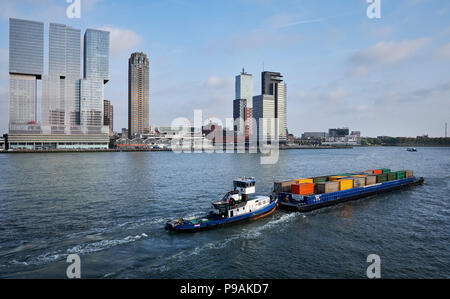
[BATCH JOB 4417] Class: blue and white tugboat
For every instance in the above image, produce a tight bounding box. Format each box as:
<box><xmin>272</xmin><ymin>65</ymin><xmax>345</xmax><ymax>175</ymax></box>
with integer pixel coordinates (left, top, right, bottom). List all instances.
<box><xmin>165</xmin><ymin>177</ymin><xmax>278</xmax><ymax>232</ymax></box>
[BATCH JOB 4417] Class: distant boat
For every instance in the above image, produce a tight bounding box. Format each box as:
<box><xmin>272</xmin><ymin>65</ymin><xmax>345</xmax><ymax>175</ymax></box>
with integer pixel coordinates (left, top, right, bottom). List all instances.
<box><xmin>407</xmin><ymin>147</ymin><xmax>417</xmax><ymax>152</ymax></box>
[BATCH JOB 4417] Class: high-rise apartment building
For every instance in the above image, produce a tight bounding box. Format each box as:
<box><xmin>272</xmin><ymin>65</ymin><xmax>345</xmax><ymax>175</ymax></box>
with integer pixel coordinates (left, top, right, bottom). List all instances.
<box><xmin>261</xmin><ymin>71</ymin><xmax>287</xmax><ymax>141</ymax></box>
<box><xmin>128</xmin><ymin>52</ymin><xmax>150</xmax><ymax>138</ymax></box>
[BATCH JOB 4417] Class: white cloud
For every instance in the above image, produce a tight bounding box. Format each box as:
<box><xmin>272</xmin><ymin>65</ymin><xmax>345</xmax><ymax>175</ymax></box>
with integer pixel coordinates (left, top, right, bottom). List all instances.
<box><xmin>204</xmin><ymin>76</ymin><xmax>233</xmax><ymax>89</ymax></box>
<box><xmin>99</xmin><ymin>26</ymin><xmax>143</xmax><ymax>58</ymax></box>
<box><xmin>347</xmin><ymin>38</ymin><xmax>431</xmax><ymax>76</ymax></box>
<box><xmin>350</xmin><ymin>38</ymin><xmax>431</xmax><ymax>66</ymax></box>
<box><xmin>436</xmin><ymin>42</ymin><xmax>450</xmax><ymax>60</ymax></box>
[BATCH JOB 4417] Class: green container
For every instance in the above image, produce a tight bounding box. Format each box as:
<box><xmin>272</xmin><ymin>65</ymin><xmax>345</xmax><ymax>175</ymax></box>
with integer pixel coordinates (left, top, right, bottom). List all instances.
<box><xmin>397</xmin><ymin>171</ymin><xmax>406</xmax><ymax>179</ymax></box>
<box><xmin>381</xmin><ymin>168</ymin><xmax>391</xmax><ymax>174</ymax></box>
<box><xmin>313</xmin><ymin>177</ymin><xmax>328</xmax><ymax>183</ymax></box>
<box><xmin>387</xmin><ymin>172</ymin><xmax>397</xmax><ymax>181</ymax></box>
<box><xmin>376</xmin><ymin>174</ymin><xmax>388</xmax><ymax>183</ymax></box>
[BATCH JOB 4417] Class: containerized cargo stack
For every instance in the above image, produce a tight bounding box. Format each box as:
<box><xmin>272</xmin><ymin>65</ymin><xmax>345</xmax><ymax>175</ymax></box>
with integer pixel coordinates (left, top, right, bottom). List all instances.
<box><xmin>339</xmin><ymin>179</ymin><xmax>354</xmax><ymax>191</ymax></box>
<box><xmin>405</xmin><ymin>170</ymin><xmax>414</xmax><ymax>178</ymax></box>
<box><xmin>291</xmin><ymin>183</ymin><xmax>315</xmax><ymax>195</ymax></box>
<box><xmin>315</xmin><ymin>181</ymin><xmax>340</xmax><ymax>194</ymax></box>
<box><xmin>274</xmin><ymin>181</ymin><xmax>296</xmax><ymax>193</ymax></box>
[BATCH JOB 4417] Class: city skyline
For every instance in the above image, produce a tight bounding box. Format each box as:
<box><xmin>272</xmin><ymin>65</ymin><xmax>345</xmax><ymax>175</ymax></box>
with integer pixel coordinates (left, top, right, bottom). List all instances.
<box><xmin>1</xmin><ymin>0</ymin><xmax>450</xmax><ymax>137</ymax></box>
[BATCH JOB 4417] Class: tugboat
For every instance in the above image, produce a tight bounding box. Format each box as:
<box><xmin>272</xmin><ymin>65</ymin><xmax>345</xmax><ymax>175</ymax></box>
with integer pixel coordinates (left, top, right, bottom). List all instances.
<box><xmin>165</xmin><ymin>178</ymin><xmax>278</xmax><ymax>232</ymax></box>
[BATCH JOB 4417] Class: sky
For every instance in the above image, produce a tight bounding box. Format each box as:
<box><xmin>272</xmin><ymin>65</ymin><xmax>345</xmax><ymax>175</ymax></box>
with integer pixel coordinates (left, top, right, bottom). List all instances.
<box><xmin>0</xmin><ymin>0</ymin><xmax>450</xmax><ymax>137</ymax></box>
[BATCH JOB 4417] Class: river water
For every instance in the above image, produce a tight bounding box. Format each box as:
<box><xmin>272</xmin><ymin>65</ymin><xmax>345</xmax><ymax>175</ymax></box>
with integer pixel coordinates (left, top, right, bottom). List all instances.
<box><xmin>0</xmin><ymin>147</ymin><xmax>448</xmax><ymax>278</ymax></box>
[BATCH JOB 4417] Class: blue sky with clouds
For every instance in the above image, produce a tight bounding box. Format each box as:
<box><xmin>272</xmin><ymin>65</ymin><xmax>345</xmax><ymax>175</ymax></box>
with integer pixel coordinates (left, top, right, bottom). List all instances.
<box><xmin>0</xmin><ymin>0</ymin><xmax>450</xmax><ymax>137</ymax></box>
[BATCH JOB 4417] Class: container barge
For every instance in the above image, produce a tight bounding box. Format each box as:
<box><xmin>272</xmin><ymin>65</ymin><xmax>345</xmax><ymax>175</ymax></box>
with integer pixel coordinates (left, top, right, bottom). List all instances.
<box><xmin>274</xmin><ymin>169</ymin><xmax>424</xmax><ymax>212</ymax></box>
<box><xmin>165</xmin><ymin>177</ymin><xmax>278</xmax><ymax>232</ymax></box>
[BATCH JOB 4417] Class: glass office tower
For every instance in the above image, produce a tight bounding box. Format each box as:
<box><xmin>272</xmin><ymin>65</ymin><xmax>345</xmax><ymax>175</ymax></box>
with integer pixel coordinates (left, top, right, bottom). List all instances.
<box><xmin>9</xmin><ymin>18</ymin><xmax>44</xmax><ymax>133</ymax></box>
<box><xmin>9</xmin><ymin>18</ymin><xmax>44</xmax><ymax>76</ymax></box>
<box><xmin>84</xmin><ymin>29</ymin><xmax>110</xmax><ymax>82</ymax></box>
<box><xmin>81</xmin><ymin>29</ymin><xmax>110</xmax><ymax>133</ymax></box>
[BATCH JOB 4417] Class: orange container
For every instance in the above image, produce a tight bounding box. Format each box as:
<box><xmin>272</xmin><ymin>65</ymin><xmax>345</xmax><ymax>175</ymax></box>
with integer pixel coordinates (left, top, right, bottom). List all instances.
<box><xmin>372</xmin><ymin>169</ymin><xmax>383</xmax><ymax>175</ymax></box>
<box><xmin>291</xmin><ymin>183</ymin><xmax>315</xmax><ymax>195</ymax></box>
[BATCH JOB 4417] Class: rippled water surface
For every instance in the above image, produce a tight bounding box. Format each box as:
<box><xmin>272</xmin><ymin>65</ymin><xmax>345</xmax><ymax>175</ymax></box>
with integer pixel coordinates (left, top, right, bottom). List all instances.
<box><xmin>0</xmin><ymin>147</ymin><xmax>449</xmax><ymax>278</ymax></box>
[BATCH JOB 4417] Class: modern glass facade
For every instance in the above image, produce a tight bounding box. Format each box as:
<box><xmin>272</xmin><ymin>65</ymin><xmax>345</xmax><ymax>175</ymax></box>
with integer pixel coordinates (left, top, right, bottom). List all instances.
<box><xmin>9</xmin><ymin>18</ymin><xmax>44</xmax><ymax>76</ymax></box>
<box><xmin>128</xmin><ymin>52</ymin><xmax>150</xmax><ymax>138</ymax></box>
<box><xmin>8</xmin><ymin>19</ymin><xmax>110</xmax><ymax>149</ymax></box>
<box><xmin>84</xmin><ymin>29</ymin><xmax>110</xmax><ymax>83</ymax></box>
<box><xmin>253</xmin><ymin>95</ymin><xmax>276</xmax><ymax>141</ymax></box>
<box><xmin>80</xmin><ymin>78</ymin><xmax>104</xmax><ymax>129</ymax></box>
<box><xmin>9</xmin><ymin>74</ymin><xmax>37</xmax><ymax>124</ymax></box>
<box><xmin>235</xmin><ymin>71</ymin><xmax>253</xmax><ymax>108</ymax></box>
<box><xmin>49</xmin><ymin>23</ymin><xmax>81</xmax><ymax>78</ymax></box>
<box><xmin>261</xmin><ymin>71</ymin><xmax>287</xmax><ymax>141</ymax></box>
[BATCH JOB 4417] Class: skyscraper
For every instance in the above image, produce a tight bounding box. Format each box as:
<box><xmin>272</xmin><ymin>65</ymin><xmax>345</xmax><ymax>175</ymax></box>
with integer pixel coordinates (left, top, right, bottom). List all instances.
<box><xmin>128</xmin><ymin>52</ymin><xmax>150</xmax><ymax>138</ymax></box>
<box><xmin>234</xmin><ymin>69</ymin><xmax>253</xmax><ymax>138</ymax></box>
<box><xmin>9</xmin><ymin>18</ymin><xmax>44</xmax><ymax>133</ymax></box>
<box><xmin>261</xmin><ymin>71</ymin><xmax>287</xmax><ymax>141</ymax></box>
<box><xmin>7</xmin><ymin>19</ymin><xmax>110</xmax><ymax>150</ymax></box>
<box><xmin>84</xmin><ymin>29</ymin><xmax>109</xmax><ymax>83</ymax></box>
<box><xmin>253</xmin><ymin>95</ymin><xmax>275</xmax><ymax>142</ymax></box>
<box><xmin>42</xmin><ymin>23</ymin><xmax>81</xmax><ymax>133</ymax></box>
<box><xmin>81</xmin><ymin>29</ymin><xmax>110</xmax><ymax>133</ymax></box>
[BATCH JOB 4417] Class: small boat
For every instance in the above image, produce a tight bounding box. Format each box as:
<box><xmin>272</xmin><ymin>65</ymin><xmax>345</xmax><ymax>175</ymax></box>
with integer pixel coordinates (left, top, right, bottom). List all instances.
<box><xmin>407</xmin><ymin>147</ymin><xmax>417</xmax><ymax>152</ymax></box>
<box><xmin>165</xmin><ymin>177</ymin><xmax>278</xmax><ymax>232</ymax></box>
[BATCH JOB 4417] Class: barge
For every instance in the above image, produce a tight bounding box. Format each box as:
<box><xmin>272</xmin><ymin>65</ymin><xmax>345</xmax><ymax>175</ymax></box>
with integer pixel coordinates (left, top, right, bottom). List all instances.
<box><xmin>274</xmin><ymin>170</ymin><xmax>424</xmax><ymax>212</ymax></box>
<box><xmin>165</xmin><ymin>177</ymin><xmax>278</xmax><ymax>232</ymax></box>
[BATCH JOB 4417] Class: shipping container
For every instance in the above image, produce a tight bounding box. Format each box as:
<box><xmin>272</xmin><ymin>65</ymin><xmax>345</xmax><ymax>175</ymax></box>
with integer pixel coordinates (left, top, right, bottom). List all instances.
<box><xmin>353</xmin><ymin>177</ymin><xmax>366</xmax><ymax>187</ymax></box>
<box><xmin>376</xmin><ymin>174</ymin><xmax>388</xmax><ymax>183</ymax></box>
<box><xmin>387</xmin><ymin>172</ymin><xmax>397</xmax><ymax>181</ymax></box>
<box><xmin>382</xmin><ymin>168</ymin><xmax>391</xmax><ymax>174</ymax></box>
<box><xmin>339</xmin><ymin>179</ymin><xmax>354</xmax><ymax>191</ymax></box>
<box><xmin>372</xmin><ymin>169</ymin><xmax>383</xmax><ymax>175</ymax></box>
<box><xmin>396</xmin><ymin>171</ymin><xmax>406</xmax><ymax>179</ymax></box>
<box><xmin>274</xmin><ymin>181</ymin><xmax>296</xmax><ymax>193</ymax></box>
<box><xmin>295</xmin><ymin>178</ymin><xmax>314</xmax><ymax>184</ymax></box>
<box><xmin>291</xmin><ymin>183</ymin><xmax>315</xmax><ymax>195</ymax></box>
<box><xmin>365</xmin><ymin>175</ymin><xmax>377</xmax><ymax>186</ymax></box>
<box><xmin>315</xmin><ymin>181</ymin><xmax>340</xmax><ymax>194</ymax></box>
<box><xmin>405</xmin><ymin>170</ymin><xmax>414</xmax><ymax>178</ymax></box>
<box><xmin>329</xmin><ymin>176</ymin><xmax>346</xmax><ymax>181</ymax></box>
<box><xmin>313</xmin><ymin>177</ymin><xmax>328</xmax><ymax>183</ymax></box>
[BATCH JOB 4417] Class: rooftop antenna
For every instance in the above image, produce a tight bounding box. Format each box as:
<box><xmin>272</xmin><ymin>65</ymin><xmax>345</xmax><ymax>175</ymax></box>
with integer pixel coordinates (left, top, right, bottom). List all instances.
<box><xmin>263</xmin><ymin>62</ymin><xmax>265</xmax><ymax>72</ymax></box>
<box><xmin>242</xmin><ymin>67</ymin><xmax>245</xmax><ymax>74</ymax></box>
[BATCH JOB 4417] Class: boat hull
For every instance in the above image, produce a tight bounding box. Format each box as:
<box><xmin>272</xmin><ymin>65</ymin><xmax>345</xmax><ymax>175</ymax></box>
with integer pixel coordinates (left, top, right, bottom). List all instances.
<box><xmin>165</xmin><ymin>199</ymin><xmax>278</xmax><ymax>233</ymax></box>
<box><xmin>279</xmin><ymin>177</ymin><xmax>424</xmax><ymax>212</ymax></box>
